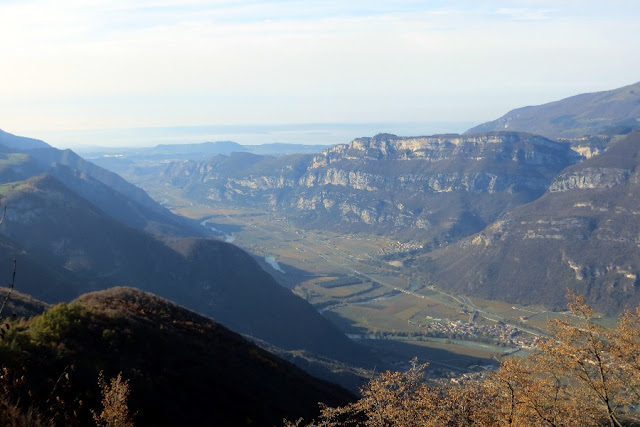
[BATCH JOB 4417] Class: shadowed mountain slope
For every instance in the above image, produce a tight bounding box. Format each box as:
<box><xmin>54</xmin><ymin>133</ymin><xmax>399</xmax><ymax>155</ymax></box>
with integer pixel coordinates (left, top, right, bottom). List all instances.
<box><xmin>0</xmin><ymin>129</ymin><xmax>202</xmax><ymax>236</ymax></box>
<box><xmin>0</xmin><ymin>172</ymin><xmax>371</xmax><ymax>365</ymax></box>
<box><xmin>427</xmin><ymin>130</ymin><xmax>640</xmax><ymax>313</ymax></box>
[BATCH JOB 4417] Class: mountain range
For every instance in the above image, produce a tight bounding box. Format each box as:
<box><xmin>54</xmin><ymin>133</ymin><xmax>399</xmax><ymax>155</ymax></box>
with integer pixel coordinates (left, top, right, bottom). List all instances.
<box><xmin>158</xmin><ymin>132</ymin><xmax>579</xmax><ymax>244</ymax></box>
<box><xmin>108</xmin><ymin>81</ymin><xmax>640</xmax><ymax>313</ymax></box>
<box><xmin>0</xmin><ymin>129</ymin><xmax>199</xmax><ymax>236</ymax></box>
<box><xmin>2</xmin><ymin>80</ymin><xmax>640</xmax><ymax>423</ymax></box>
<box><xmin>0</xmin><ymin>128</ymin><xmax>375</xmax><ymax>378</ymax></box>
<box><xmin>79</xmin><ymin>140</ymin><xmax>329</xmax><ymax>161</ymax></box>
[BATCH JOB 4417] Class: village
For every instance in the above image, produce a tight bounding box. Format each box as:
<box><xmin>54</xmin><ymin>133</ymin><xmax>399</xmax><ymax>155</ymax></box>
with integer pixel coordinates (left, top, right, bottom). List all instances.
<box><xmin>405</xmin><ymin>315</ymin><xmax>539</xmax><ymax>348</ymax></box>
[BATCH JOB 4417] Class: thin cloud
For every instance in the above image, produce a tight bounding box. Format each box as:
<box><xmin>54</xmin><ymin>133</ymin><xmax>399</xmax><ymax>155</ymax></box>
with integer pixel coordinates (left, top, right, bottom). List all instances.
<box><xmin>1</xmin><ymin>0</ymin><xmax>638</xmax><ymax>138</ymax></box>
<box><xmin>495</xmin><ymin>7</ymin><xmax>554</xmax><ymax>21</ymax></box>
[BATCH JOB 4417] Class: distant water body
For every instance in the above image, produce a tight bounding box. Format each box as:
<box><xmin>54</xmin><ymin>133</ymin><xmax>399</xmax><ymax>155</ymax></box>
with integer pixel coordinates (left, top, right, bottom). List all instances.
<box><xmin>41</xmin><ymin>122</ymin><xmax>476</xmax><ymax>149</ymax></box>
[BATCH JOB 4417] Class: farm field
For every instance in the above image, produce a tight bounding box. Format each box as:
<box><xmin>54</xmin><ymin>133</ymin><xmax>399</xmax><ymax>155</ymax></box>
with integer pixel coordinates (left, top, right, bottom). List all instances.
<box><xmin>135</xmin><ymin>184</ymin><xmax>616</xmax><ymax>368</ymax></box>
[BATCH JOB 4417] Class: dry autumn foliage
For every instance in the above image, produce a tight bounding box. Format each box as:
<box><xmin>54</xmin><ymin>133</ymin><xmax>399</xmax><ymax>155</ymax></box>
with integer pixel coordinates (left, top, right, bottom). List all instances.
<box><xmin>92</xmin><ymin>371</ymin><xmax>134</xmax><ymax>427</ymax></box>
<box><xmin>287</xmin><ymin>292</ymin><xmax>640</xmax><ymax>426</ymax></box>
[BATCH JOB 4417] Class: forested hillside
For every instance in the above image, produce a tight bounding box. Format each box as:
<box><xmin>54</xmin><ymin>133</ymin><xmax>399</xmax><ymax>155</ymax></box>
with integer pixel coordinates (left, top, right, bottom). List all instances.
<box><xmin>0</xmin><ymin>287</ymin><xmax>354</xmax><ymax>426</ymax></box>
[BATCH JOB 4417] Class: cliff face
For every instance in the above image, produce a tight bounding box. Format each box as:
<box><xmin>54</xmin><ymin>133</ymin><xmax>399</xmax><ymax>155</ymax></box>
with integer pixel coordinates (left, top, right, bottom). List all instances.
<box><xmin>162</xmin><ymin>132</ymin><xmax>579</xmax><ymax>243</ymax></box>
<box><xmin>312</xmin><ymin>132</ymin><xmax>568</xmax><ymax>165</ymax></box>
<box><xmin>428</xmin><ymin>131</ymin><xmax>640</xmax><ymax>313</ymax></box>
<box><xmin>549</xmin><ymin>167</ymin><xmax>631</xmax><ymax>192</ymax></box>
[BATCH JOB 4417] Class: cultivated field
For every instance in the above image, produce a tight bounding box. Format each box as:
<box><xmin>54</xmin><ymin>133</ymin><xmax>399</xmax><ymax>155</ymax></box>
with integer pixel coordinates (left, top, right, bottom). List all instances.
<box><xmin>135</xmin><ymin>183</ymin><xmax>615</xmax><ymax>371</ymax></box>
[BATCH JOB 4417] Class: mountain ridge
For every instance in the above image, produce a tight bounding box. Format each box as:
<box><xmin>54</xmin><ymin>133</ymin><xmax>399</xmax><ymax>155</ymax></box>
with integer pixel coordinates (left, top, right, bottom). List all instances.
<box><xmin>0</xmin><ymin>129</ymin><xmax>203</xmax><ymax>236</ymax></box>
<box><xmin>0</xmin><ymin>286</ymin><xmax>355</xmax><ymax>426</ymax></box>
<box><xmin>0</xmin><ymin>171</ymin><xmax>371</xmax><ymax>365</ymax></box>
<box><xmin>0</xmin><ymin>129</ymin><xmax>50</xmax><ymax>150</ymax></box>
<box><xmin>426</xmin><ymin>130</ymin><xmax>640</xmax><ymax>313</ymax></box>
<box><xmin>160</xmin><ymin>131</ymin><xmax>579</xmax><ymax>244</ymax></box>
<box><xmin>0</xmin><ymin>128</ymin><xmax>380</xmax><ymax>383</ymax></box>
<box><xmin>466</xmin><ymin>81</ymin><xmax>640</xmax><ymax>140</ymax></box>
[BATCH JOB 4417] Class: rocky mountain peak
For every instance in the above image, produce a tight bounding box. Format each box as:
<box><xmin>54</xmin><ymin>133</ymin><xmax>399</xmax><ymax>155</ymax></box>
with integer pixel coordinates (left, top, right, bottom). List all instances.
<box><xmin>160</xmin><ymin>131</ymin><xmax>579</xmax><ymax>243</ymax></box>
<box><xmin>310</xmin><ymin>132</ymin><xmax>577</xmax><ymax>169</ymax></box>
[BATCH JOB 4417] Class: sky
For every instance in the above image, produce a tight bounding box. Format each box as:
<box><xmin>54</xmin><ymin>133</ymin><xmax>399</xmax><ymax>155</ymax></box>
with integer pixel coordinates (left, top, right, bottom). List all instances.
<box><xmin>1</xmin><ymin>0</ymin><xmax>639</xmax><ymax>148</ymax></box>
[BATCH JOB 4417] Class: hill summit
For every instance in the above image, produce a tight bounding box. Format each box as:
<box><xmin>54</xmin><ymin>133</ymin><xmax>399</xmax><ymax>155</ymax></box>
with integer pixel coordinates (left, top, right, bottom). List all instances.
<box><xmin>467</xmin><ymin>81</ymin><xmax>640</xmax><ymax>140</ymax></box>
<box><xmin>0</xmin><ymin>286</ymin><xmax>354</xmax><ymax>426</ymax></box>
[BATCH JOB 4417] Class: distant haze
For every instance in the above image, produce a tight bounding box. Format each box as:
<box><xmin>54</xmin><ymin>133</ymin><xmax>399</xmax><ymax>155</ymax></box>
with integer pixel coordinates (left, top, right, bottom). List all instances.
<box><xmin>33</xmin><ymin>122</ymin><xmax>475</xmax><ymax>149</ymax></box>
<box><xmin>1</xmin><ymin>1</ymin><xmax>638</xmax><ymax>147</ymax></box>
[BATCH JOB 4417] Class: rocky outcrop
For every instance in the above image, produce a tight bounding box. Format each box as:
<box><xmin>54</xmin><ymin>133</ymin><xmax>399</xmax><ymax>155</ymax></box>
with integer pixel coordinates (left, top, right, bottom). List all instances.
<box><xmin>161</xmin><ymin>132</ymin><xmax>579</xmax><ymax>242</ymax></box>
<box><xmin>428</xmin><ymin>131</ymin><xmax>640</xmax><ymax>313</ymax></box>
<box><xmin>549</xmin><ymin>168</ymin><xmax>630</xmax><ymax>191</ymax></box>
<box><xmin>311</xmin><ymin>132</ymin><xmax>571</xmax><ymax>166</ymax></box>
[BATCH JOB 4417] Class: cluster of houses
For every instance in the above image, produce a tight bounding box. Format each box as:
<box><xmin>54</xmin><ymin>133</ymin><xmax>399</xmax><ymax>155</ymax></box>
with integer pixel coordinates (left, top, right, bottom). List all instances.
<box><xmin>377</xmin><ymin>240</ymin><xmax>423</xmax><ymax>255</ymax></box>
<box><xmin>411</xmin><ymin>317</ymin><xmax>538</xmax><ymax>348</ymax></box>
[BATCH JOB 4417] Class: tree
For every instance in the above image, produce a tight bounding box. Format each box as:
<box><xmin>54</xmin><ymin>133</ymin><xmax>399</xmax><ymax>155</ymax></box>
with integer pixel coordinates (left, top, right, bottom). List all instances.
<box><xmin>290</xmin><ymin>293</ymin><xmax>640</xmax><ymax>426</ymax></box>
<box><xmin>92</xmin><ymin>371</ymin><xmax>134</xmax><ymax>427</ymax></box>
<box><xmin>522</xmin><ymin>292</ymin><xmax>640</xmax><ymax>426</ymax></box>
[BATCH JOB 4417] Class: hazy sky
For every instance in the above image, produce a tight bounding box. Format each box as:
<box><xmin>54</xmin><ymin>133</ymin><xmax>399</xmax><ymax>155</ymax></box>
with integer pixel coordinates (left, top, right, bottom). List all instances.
<box><xmin>1</xmin><ymin>0</ymin><xmax>639</xmax><ymax>147</ymax></box>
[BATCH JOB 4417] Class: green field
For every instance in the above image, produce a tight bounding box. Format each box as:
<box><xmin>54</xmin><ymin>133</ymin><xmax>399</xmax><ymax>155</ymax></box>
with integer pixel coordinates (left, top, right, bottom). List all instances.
<box><xmin>359</xmin><ymin>339</ymin><xmax>501</xmax><ymax>373</ymax></box>
<box><xmin>130</xmin><ymin>190</ymin><xmax>617</xmax><ymax>368</ymax></box>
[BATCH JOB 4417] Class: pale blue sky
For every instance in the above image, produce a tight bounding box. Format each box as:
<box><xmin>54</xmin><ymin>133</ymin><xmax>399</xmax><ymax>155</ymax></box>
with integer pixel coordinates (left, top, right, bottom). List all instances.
<box><xmin>1</xmin><ymin>1</ymin><xmax>639</xmax><ymax>147</ymax></box>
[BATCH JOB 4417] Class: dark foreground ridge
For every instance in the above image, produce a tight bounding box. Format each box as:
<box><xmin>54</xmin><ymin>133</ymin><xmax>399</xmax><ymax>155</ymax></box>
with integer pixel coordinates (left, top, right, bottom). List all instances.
<box><xmin>0</xmin><ymin>286</ymin><xmax>355</xmax><ymax>426</ymax></box>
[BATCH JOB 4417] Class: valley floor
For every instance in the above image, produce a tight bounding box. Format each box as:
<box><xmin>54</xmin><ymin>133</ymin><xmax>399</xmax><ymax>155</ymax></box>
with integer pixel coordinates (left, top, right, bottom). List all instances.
<box><xmin>139</xmin><ymin>184</ymin><xmax>611</xmax><ymax>376</ymax></box>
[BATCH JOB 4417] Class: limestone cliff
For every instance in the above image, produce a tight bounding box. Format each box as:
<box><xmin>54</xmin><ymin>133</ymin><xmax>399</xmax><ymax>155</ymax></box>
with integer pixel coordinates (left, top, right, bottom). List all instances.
<box><xmin>429</xmin><ymin>130</ymin><xmax>640</xmax><ymax>313</ymax></box>
<box><xmin>162</xmin><ymin>132</ymin><xmax>578</xmax><ymax>243</ymax></box>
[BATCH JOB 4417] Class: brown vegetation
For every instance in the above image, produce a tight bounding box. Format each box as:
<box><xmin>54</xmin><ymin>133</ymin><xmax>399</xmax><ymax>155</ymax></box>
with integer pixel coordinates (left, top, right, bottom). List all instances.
<box><xmin>92</xmin><ymin>371</ymin><xmax>134</xmax><ymax>427</ymax></box>
<box><xmin>287</xmin><ymin>293</ymin><xmax>640</xmax><ymax>426</ymax></box>
<box><xmin>0</xmin><ymin>287</ymin><xmax>354</xmax><ymax>426</ymax></box>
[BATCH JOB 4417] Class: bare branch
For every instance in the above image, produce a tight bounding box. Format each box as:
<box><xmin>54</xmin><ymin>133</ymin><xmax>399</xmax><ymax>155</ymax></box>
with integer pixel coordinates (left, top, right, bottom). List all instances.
<box><xmin>0</xmin><ymin>259</ymin><xmax>17</xmax><ymax>320</ymax></box>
